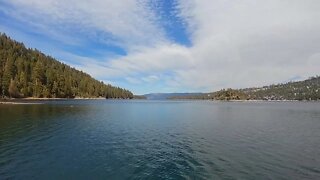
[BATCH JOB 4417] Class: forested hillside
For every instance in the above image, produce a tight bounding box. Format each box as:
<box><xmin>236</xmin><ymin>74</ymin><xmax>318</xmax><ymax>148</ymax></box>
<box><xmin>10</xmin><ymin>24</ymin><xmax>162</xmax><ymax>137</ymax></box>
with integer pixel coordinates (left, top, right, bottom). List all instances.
<box><xmin>0</xmin><ymin>33</ymin><xmax>133</xmax><ymax>99</ymax></box>
<box><xmin>170</xmin><ymin>76</ymin><xmax>320</xmax><ymax>101</ymax></box>
<box><xmin>243</xmin><ymin>76</ymin><xmax>320</xmax><ymax>100</ymax></box>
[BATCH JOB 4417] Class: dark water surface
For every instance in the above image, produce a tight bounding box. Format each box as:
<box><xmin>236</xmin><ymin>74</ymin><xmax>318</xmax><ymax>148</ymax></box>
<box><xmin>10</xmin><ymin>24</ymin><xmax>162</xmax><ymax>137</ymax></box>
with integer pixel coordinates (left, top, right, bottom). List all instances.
<box><xmin>0</xmin><ymin>100</ymin><xmax>319</xmax><ymax>179</ymax></box>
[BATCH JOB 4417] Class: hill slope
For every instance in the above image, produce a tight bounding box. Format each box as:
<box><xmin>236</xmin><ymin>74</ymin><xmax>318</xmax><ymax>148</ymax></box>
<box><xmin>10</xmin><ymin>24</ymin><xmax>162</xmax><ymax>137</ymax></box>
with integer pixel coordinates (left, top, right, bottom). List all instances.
<box><xmin>0</xmin><ymin>33</ymin><xmax>133</xmax><ymax>99</ymax></box>
<box><xmin>144</xmin><ymin>93</ymin><xmax>202</xmax><ymax>100</ymax></box>
<box><xmin>170</xmin><ymin>76</ymin><xmax>320</xmax><ymax>101</ymax></box>
<box><xmin>243</xmin><ymin>76</ymin><xmax>320</xmax><ymax>100</ymax></box>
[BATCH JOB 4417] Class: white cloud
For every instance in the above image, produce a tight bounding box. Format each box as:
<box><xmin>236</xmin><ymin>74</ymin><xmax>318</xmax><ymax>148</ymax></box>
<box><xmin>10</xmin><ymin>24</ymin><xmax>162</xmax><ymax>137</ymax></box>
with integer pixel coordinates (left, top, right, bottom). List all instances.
<box><xmin>2</xmin><ymin>0</ymin><xmax>320</xmax><ymax>93</ymax></box>
<box><xmin>106</xmin><ymin>0</ymin><xmax>320</xmax><ymax>92</ymax></box>
<box><xmin>142</xmin><ymin>75</ymin><xmax>159</xmax><ymax>83</ymax></box>
<box><xmin>125</xmin><ymin>77</ymin><xmax>142</xmax><ymax>85</ymax></box>
<box><xmin>2</xmin><ymin>0</ymin><xmax>168</xmax><ymax>49</ymax></box>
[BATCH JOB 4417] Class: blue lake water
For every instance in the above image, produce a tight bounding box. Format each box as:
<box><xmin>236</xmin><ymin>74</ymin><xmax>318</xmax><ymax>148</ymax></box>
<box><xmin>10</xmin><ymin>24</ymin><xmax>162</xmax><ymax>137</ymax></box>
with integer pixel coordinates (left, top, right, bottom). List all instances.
<box><xmin>0</xmin><ymin>100</ymin><xmax>320</xmax><ymax>179</ymax></box>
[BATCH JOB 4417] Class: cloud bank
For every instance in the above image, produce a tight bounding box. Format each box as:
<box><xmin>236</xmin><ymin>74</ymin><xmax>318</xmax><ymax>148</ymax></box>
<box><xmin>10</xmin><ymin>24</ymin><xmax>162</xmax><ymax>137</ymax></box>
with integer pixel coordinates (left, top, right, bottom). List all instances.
<box><xmin>1</xmin><ymin>0</ymin><xmax>320</xmax><ymax>94</ymax></box>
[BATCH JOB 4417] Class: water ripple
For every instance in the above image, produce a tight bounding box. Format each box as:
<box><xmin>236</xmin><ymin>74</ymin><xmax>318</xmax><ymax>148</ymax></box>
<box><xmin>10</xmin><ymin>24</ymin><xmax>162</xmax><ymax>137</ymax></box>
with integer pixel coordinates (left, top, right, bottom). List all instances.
<box><xmin>0</xmin><ymin>101</ymin><xmax>320</xmax><ymax>179</ymax></box>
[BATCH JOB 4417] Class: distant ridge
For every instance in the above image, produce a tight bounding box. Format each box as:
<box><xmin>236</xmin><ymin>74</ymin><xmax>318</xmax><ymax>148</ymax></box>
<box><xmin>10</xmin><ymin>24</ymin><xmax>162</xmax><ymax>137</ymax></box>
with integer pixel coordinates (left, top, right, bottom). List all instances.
<box><xmin>143</xmin><ymin>93</ymin><xmax>203</xmax><ymax>100</ymax></box>
<box><xmin>170</xmin><ymin>76</ymin><xmax>320</xmax><ymax>101</ymax></box>
<box><xmin>0</xmin><ymin>33</ymin><xmax>133</xmax><ymax>99</ymax></box>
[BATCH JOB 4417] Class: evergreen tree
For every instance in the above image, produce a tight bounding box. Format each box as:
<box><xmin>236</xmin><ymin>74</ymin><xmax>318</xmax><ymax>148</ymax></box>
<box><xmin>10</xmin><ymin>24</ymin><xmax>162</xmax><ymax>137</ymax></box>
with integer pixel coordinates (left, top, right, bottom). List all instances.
<box><xmin>8</xmin><ymin>79</ymin><xmax>19</xmax><ymax>98</ymax></box>
<box><xmin>0</xmin><ymin>33</ymin><xmax>133</xmax><ymax>99</ymax></box>
<box><xmin>2</xmin><ymin>58</ymin><xmax>14</xmax><ymax>95</ymax></box>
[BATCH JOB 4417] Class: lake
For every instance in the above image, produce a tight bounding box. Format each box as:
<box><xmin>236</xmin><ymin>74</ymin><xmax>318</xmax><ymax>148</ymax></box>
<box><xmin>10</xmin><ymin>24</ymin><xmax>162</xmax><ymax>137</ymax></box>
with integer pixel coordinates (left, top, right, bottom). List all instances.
<box><xmin>0</xmin><ymin>100</ymin><xmax>320</xmax><ymax>179</ymax></box>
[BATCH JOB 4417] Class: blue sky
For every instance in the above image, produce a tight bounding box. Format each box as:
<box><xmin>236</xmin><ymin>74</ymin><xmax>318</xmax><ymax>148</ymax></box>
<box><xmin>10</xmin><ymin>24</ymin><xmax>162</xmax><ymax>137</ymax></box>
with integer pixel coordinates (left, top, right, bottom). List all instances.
<box><xmin>0</xmin><ymin>0</ymin><xmax>319</xmax><ymax>94</ymax></box>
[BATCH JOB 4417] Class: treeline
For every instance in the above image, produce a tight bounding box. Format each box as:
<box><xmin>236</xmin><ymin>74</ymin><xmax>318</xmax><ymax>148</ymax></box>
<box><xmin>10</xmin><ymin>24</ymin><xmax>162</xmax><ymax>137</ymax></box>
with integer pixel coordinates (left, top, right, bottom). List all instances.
<box><xmin>0</xmin><ymin>33</ymin><xmax>133</xmax><ymax>99</ymax></box>
<box><xmin>243</xmin><ymin>76</ymin><xmax>320</xmax><ymax>100</ymax></box>
<box><xmin>133</xmin><ymin>95</ymin><xmax>147</xmax><ymax>99</ymax></box>
<box><xmin>170</xmin><ymin>76</ymin><xmax>320</xmax><ymax>101</ymax></box>
<box><xmin>169</xmin><ymin>89</ymin><xmax>248</xmax><ymax>100</ymax></box>
<box><xmin>210</xmin><ymin>89</ymin><xmax>248</xmax><ymax>100</ymax></box>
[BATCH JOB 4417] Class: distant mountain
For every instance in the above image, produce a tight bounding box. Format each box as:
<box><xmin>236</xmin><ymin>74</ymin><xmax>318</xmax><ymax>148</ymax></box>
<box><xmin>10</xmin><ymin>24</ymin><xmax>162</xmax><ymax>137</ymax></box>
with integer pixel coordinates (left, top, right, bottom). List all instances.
<box><xmin>0</xmin><ymin>33</ymin><xmax>133</xmax><ymax>99</ymax></box>
<box><xmin>144</xmin><ymin>93</ymin><xmax>203</xmax><ymax>100</ymax></box>
<box><xmin>170</xmin><ymin>76</ymin><xmax>320</xmax><ymax>101</ymax></box>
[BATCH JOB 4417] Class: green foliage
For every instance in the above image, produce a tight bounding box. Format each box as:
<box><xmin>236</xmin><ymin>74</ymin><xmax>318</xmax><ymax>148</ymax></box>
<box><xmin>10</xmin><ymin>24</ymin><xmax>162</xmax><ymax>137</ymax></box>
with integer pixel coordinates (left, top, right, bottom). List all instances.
<box><xmin>170</xmin><ymin>89</ymin><xmax>248</xmax><ymax>100</ymax></box>
<box><xmin>0</xmin><ymin>33</ymin><xmax>133</xmax><ymax>99</ymax></box>
<box><xmin>133</xmin><ymin>95</ymin><xmax>147</xmax><ymax>99</ymax></box>
<box><xmin>170</xmin><ymin>76</ymin><xmax>320</xmax><ymax>101</ymax></box>
<box><xmin>8</xmin><ymin>79</ymin><xmax>19</xmax><ymax>98</ymax></box>
<box><xmin>243</xmin><ymin>76</ymin><xmax>320</xmax><ymax>100</ymax></box>
<box><xmin>210</xmin><ymin>89</ymin><xmax>248</xmax><ymax>100</ymax></box>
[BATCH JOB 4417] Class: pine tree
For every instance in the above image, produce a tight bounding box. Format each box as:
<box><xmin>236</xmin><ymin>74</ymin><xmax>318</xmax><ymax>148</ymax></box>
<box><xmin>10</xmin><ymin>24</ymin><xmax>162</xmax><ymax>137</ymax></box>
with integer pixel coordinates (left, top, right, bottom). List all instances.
<box><xmin>0</xmin><ymin>33</ymin><xmax>133</xmax><ymax>99</ymax></box>
<box><xmin>2</xmin><ymin>58</ymin><xmax>15</xmax><ymax>95</ymax></box>
<box><xmin>8</xmin><ymin>79</ymin><xmax>19</xmax><ymax>98</ymax></box>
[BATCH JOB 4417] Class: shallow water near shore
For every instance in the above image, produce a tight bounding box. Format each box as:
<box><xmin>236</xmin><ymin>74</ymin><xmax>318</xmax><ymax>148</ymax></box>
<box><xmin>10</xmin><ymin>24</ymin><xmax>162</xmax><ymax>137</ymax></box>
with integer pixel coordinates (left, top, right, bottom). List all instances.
<box><xmin>0</xmin><ymin>100</ymin><xmax>320</xmax><ymax>179</ymax></box>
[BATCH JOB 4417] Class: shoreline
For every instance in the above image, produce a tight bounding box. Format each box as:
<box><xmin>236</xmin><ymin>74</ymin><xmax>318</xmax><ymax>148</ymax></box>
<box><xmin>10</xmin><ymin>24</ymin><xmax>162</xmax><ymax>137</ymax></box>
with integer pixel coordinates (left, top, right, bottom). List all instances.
<box><xmin>0</xmin><ymin>98</ymin><xmax>318</xmax><ymax>104</ymax></box>
<box><xmin>167</xmin><ymin>99</ymin><xmax>319</xmax><ymax>102</ymax></box>
<box><xmin>0</xmin><ymin>97</ymin><xmax>107</xmax><ymax>104</ymax></box>
<box><xmin>0</xmin><ymin>101</ymin><xmax>43</xmax><ymax>105</ymax></box>
<box><xmin>0</xmin><ymin>97</ymin><xmax>106</xmax><ymax>101</ymax></box>
<box><xmin>0</xmin><ymin>97</ymin><xmax>139</xmax><ymax>104</ymax></box>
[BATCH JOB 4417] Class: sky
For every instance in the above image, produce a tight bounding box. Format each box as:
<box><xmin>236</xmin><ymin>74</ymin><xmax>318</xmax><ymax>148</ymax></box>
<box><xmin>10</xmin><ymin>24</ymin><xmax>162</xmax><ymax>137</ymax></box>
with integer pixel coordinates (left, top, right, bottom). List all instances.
<box><xmin>0</xmin><ymin>0</ymin><xmax>319</xmax><ymax>95</ymax></box>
